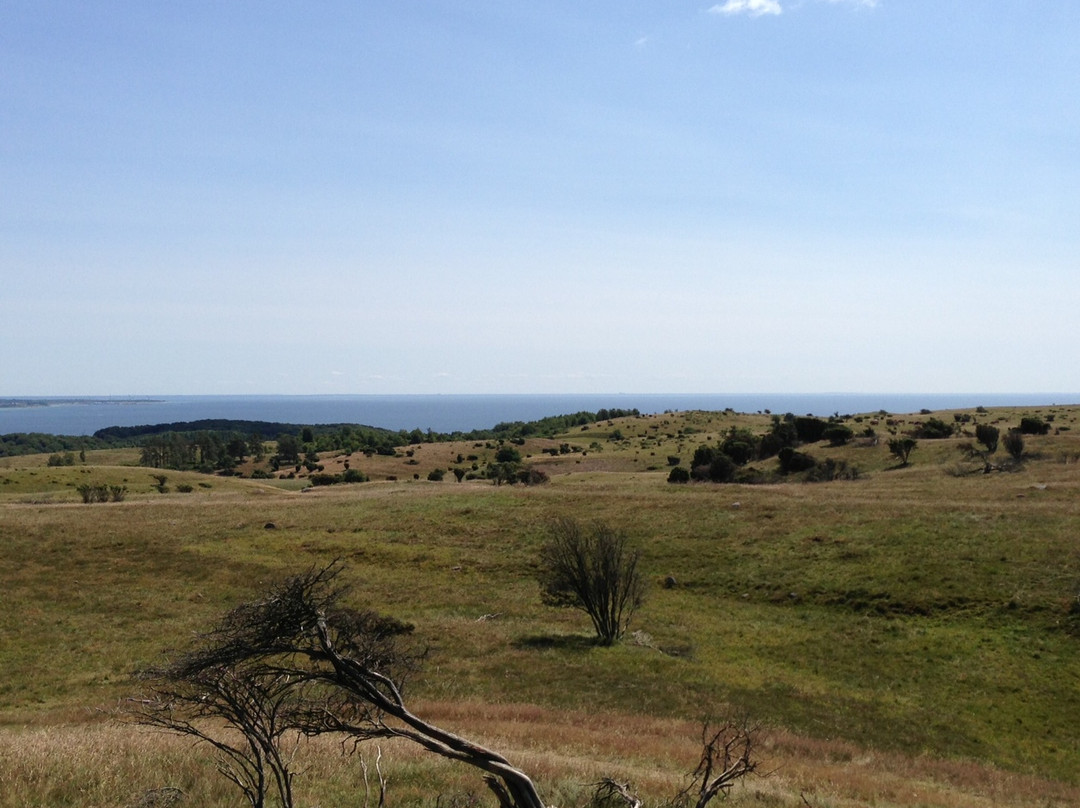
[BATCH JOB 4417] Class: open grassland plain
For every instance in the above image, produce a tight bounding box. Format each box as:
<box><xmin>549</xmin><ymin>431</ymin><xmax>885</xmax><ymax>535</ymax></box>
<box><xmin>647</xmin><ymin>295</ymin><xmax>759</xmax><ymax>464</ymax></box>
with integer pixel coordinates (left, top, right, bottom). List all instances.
<box><xmin>1</xmin><ymin>405</ymin><xmax>1079</xmax><ymax>807</ymax></box>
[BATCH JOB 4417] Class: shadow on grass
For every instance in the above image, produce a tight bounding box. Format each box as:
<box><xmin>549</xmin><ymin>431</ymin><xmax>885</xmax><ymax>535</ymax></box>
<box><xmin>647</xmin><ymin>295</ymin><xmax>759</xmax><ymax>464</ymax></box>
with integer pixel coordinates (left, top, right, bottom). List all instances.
<box><xmin>512</xmin><ymin>633</ymin><xmax>599</xmax><ymax>651</ymax></box>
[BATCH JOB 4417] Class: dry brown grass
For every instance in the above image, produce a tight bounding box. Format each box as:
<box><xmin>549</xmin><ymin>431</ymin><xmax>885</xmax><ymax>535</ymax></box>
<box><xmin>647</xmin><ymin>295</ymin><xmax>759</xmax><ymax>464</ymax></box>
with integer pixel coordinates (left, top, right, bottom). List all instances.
<box><xmin>3</xmin><ymin>705</ymin><xmax>1077</xmax><ymax>808</ymax></box>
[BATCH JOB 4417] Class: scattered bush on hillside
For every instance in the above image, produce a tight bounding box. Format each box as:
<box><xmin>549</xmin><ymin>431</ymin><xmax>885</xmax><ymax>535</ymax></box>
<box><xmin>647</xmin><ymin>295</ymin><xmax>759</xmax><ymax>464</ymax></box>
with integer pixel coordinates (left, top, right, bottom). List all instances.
<box><xmin>47</xmin><ymin>452</ymin><xmax>76</xmax><ymax>466</ymax></box>
<box><xmin>917</xmin><ymin>418</ymin><xmax>955</xmax><ymax>439</ymax></box>
<box><xmin>692</xmin><ymin>453</ymin><xmax>736</xmax><ymax>484</ymax></box>
<box><xmin>888</xmin><ymin>437</ymin><xmax>917</xmax><ymax>466</ymax></box>
<box><xmin>822</xmin><ymin>424</ymin><xmax>854</xmax><ymax>447</ymax></box>
<box><xmin>76</xmin><ymin>483</ymin><xmax>126</xmax><ymax>503</ymax></box>
<box><xmin>1020</xmin><ymin>416</ymin><xmax>1051</xmax><ymax>435</ymax></box>
<box><xmin>495</xmin><ymin>446</ymin><xmax>522</xmax><ymax>464</ymax></box>
<box><xmin>720</xmin><ymin>428</ymin><xmax>757</xmax><ymax>465</ymax></box>
<box><xmin>804</xmin><ymin>458</ymin><xmax>859</xmax><ymax>483</ymax></box>
<box><xmin>975</xmin><ymin>423</ymin><xmax>1000</xmax><ymax>454</ymax></box>
<box><xmin>667</xmin><ymin>466</ymin><xmax>691</xmax><ymax>484</ymax></box>
<box><xmin>777</xmin><ymin>447</ymin><xmax>816</xmax><ymax>475</ymax></box>
<box><xmin>517</xmin><ymin>466</ymin><xmax>550</xmax><ymax>485</ymax></box>
<box><xmin>539</xmin><ymin>517</ymin><xmax>645</xmax><ymax>646</ymax></box>
<box><xmin>794</xmin><ymin>416</ymin><xmax>829</xmax><ymax>443</ymax></box>
<box><xmin>308</xmin><ymin>469</ymin><xmax>369</xmax><ymax>486</ymax></box>
<box><xmin>427</xmin><ymin>468</ymin><xmax>445</xmax><ymax>482</ymax></box>
<box><xmin>1003</xmin><ymin>430</ymin><xmax>1025</xmax><ymax>460</ymax></box>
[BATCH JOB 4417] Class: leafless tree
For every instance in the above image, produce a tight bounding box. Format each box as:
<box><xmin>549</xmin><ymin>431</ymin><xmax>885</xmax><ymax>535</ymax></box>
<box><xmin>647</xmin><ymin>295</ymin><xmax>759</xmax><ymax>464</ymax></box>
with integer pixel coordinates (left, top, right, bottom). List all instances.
<box><xmin>134</xmin><ymin>660</ymin><xmax>307</xmax><ymax>808</ymax></box>
<box><xmin>538</xmin><ymin>517</ymin><xmax>646</xmax><ymax>645</ymax></box>
<box><xmin>134</xmin><ymin>562</ymin><xmax>545</xmax><ymax>808</ymax></box>
<box><xmin>594</xmin><ymin>718</ymin><xmax>760</xmax><ymax>808</ymax></box>
<box><xmin>672</xmin><ymin>718</ymin><xmax>760</xmax><ymax>808</ymax></box>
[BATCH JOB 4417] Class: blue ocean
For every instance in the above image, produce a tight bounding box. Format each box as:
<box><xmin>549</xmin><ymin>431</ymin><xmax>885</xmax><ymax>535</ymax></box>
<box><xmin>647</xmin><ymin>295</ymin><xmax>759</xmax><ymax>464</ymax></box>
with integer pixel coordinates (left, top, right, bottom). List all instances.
<box><xmin>1</xmin><ymin>393</ymin><xmax>1076</xmax><ymax>437</ymax></box>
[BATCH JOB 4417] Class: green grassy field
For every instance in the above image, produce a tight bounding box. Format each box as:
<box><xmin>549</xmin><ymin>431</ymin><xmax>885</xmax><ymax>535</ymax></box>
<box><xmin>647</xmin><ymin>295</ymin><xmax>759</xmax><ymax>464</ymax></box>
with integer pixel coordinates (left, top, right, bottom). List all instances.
<box><xmin>2</xmin><ymin>405</ymin><xmax>1079</xmax><ymax>807</ymax></box>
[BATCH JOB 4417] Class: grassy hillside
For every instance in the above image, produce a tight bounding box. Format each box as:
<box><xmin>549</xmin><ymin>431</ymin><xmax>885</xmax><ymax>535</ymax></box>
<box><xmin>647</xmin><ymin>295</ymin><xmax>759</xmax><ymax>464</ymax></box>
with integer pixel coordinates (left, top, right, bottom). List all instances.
<box><xmin>1</xmin><ymin>405</ymin><xmax>1078</xmax><ymax>807</ymax></box>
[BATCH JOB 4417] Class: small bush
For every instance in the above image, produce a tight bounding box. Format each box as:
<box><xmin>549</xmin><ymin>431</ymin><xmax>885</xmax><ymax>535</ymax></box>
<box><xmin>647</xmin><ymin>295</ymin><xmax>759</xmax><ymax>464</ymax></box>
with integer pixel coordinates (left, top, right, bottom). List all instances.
<box><xmin>888</xmin><ymin>437</ymin><xmax>917</xmax><ymax>466</ymax></box>
<box><xmin>778</xmin><ymin>447</ymin><xmax>816</xmax><ymax>474</ymax></box>
<box><xmin>667</xmin><ymin>466</ymin><xmax>691</xmax><ymax>484</ymax></box>
<box><xmin>76</xmin><ymin>483</ymin><xmax>118</xmax><ymax>503</ymax></box>
<box><xmin>495</xmin><ymin>446</ymin><xmax>522</xmax><ymax>463</ymax></box>
<box><xmin>666</xmin><ymin>455</ymin><xmax>681</xmax><ymax>467</ymax></box>
<box><xmin>1003</xmin><ymin>430</ymin><xmax>1025</xmax><ymax>460</ymax></box>
<box><xmin>918</xmin><ymin>418</ymin><xmax>954</xmax><ymax>439</ymax></box>
<box><xmin>175</xmin><ymin>483</ymin><xmax>194</xmax><ymax>494</ymax></box>
<box><xmin>517</xmin><ymin>466</ymin><xmax>550</xmax><ymax>485</ymax></box>
<box><xmin>427</xmin><ymin>468</ymin><xmax>446</xmax><ymax>482</ymax></box>
<box><xmin>1020</xmin><ymin>416</ymin><xmax>1051</xmax><ymax>435</ymax></box>
<box><xmin>975</xmin><ymin>423</ymin><xmax>1000</xmax><ymax>453</ymax></box>
<box><xmin>823</xmin><ymin>424</ymin><xmax>854</xmax><ymax>446</ymax></box>
<box><xmin>805</xmin><ymin>458</ymin><xmax>859</xmax><ymax>482</ymax></box>
<box><xmin>794</xmin><ymin>416</ymin><xmax>829</xmax><ymax>443</ymax></box>
<box><xmin>692</xmin><ymin>453</ymin><xmax>736</xmax><ymax>483</ymax></box>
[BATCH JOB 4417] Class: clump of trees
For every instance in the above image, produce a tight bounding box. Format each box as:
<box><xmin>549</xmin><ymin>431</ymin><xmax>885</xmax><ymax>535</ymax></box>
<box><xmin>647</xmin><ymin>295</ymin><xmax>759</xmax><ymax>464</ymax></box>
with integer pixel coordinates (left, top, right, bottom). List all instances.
<box><xmin>682</xmin><ymin>414</ymin><xmax>865</xmax><ymax>484</ymax></box>
<box><xmin>133</xmin><ymin>563</ymin><xmax>756</xmax><ymax>808</ymax></box>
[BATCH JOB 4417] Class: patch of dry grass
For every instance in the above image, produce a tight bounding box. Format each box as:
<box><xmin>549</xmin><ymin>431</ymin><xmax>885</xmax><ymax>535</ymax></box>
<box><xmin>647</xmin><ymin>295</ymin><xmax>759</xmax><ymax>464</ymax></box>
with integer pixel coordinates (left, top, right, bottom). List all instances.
<box><xmin>3</xmin><ymin>706</ymin><xmax>1077</xmax><ymax>808</ymax></box>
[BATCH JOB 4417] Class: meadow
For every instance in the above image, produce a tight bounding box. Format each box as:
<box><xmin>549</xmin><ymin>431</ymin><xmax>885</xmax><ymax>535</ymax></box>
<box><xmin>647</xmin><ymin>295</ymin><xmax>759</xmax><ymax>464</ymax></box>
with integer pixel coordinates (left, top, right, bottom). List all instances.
<box><xmin>1</xmin><ymin>405</ymin><xmax>1079</xmax><ymax>807</ymax></box>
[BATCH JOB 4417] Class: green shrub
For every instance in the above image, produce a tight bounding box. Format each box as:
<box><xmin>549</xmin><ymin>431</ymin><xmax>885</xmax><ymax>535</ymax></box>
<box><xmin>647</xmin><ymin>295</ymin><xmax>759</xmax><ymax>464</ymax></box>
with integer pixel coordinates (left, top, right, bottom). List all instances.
<box><xmin>778</xmin><ymin>447</ymin><xmax>816</xmax><ymax>474</ymax></box>
<box><xmin>888</xmin><ymin>437</ymin><xmax>917</xmax><ymax>466</ymax></box>
<box><xmin>918</xmin><ymin>418</ymin><xmax>954</xmax><ymax>439</ymax></box>
<box><xmin>1003</xmin><ymin>430</ymin><xmax>1025</xmax><ymax>460</ymax></box>
<box><xmin>975</xmin><ymin>424</ymin><xmax>999</xmax><ymax>454</ymax></box>
<box><xmin>495</xmin><ymin>446</ymin><xmax>522</xmax><ymax>463</ymax></box>
<box><xmin>805</xmin><ymin>458</ymin><xmax>859</xmax><ymax>482</ymax></box>
<box><xmin>823</xmin><ymin>425</ymin><xmax>854</xmax><ymax>446</ymax></box>
<box><xmin>667</xmin><ymin>466</ymin><xmax>691</xmax><ymax>484</ymax></box>
<box><xmin>794</xmin><ymin>416</ymin><xmax>829</xmax><ymax>443</ymax></box>
<box><xmin>517</xmin><ymin>466</ymin><xmax>550</xmax><ymax>485</ymax></box>
<box><xmin>693</xmin><ymin>453</ymin><xmax>736</xmax><ymax>483</ymax></box>
<box><xmin>1020</xmin><ymin>417</ymin><xmax>1050</xmax><ymax>435</ymax></box>
<box><xmin>427</xmin><ymin>468</ymin><xmax>446</xmax><ymax>482</ymax></box>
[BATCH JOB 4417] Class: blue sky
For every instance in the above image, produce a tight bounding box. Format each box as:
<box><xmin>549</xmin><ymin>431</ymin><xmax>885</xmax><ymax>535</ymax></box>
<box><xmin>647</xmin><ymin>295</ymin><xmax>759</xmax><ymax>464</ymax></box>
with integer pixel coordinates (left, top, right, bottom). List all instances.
<box><xmin>3</xmin><ymin>1</ymin><xmax>1078</xmax><ymax>396</ymax></box>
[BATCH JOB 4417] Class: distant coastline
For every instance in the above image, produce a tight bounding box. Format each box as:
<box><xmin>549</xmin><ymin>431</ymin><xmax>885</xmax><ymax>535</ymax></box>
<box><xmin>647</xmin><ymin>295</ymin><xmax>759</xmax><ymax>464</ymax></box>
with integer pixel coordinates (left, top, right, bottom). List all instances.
<box><xmin>0</xmin><ymin>397</ymin><xmax>163</xmax><ymax>409</ymax></box>
<box><xmin>1</xmin><ymin>393</ymin><xmax>1077</xmax><ymax>438</ymax></box>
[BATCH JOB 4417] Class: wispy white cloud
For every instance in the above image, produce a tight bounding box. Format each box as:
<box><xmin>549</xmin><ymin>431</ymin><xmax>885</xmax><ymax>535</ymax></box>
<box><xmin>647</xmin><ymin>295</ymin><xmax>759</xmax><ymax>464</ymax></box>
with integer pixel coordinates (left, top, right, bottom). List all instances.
<box><xmin>709</xmin><ymin>0</ymin><xmax>783</xmax><ymax>17</ymax></box>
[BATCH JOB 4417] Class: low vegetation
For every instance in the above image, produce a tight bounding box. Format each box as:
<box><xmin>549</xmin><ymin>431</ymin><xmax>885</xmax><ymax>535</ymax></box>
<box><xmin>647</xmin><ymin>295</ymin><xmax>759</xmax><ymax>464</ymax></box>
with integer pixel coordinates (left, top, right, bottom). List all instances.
<box><xmin>1</xmin><ymin>403</ymin><xmax>1079</xmax><ymax>807</ymax></box>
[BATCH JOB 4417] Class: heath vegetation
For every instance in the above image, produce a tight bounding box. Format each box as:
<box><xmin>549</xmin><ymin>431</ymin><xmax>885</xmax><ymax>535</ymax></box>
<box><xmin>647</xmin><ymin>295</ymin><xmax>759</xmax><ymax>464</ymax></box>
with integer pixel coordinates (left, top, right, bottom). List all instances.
<box><xmin>2</xmin><ymin>404</ymin><xmax>1079</xmax><ymax>807</ymax></box>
